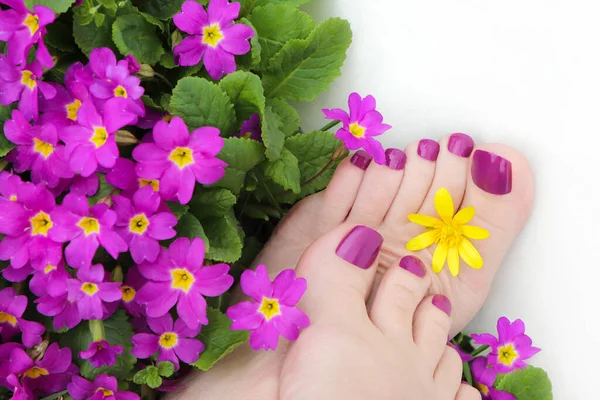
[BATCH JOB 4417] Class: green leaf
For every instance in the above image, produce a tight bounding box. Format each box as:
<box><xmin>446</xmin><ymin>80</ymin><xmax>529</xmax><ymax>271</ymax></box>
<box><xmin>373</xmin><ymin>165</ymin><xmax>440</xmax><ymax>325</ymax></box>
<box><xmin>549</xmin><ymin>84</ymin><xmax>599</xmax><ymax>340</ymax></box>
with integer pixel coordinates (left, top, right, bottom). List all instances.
<box><xmin>267</xmin><ymin>98</ymin><xmax>300</xmax><ymax>137</ymax></box>
<box><xmin>495</xmin><ymin>366</ymin><xmax>552</xmax><ymax>400</ymax></box>
<box><xmin>247</xmin><ymin>4</ymin><xmax>315</xmax><ymax>70</ymax></box>
<box><xmin>146</xmin><ymin>369</ymin><xmax>163</xmax><ymax>389</ymax></box>
<box><xmin>166</xmin><ymin>202</ymin><xmax>189</xmax><ymax>219</ymax></box>
<box><xmin>112</xmin><ymin>14</ymin><xmax>165</xmax><ymax>65</ymax></box>
<box><xmin>73</xmin><ymin>12</ymin><xmax>117</xmax><ymax>56</ymax></box>
<box><xmin>261</xmin><ymin>106</ymin><xmax>285</xmax><ymax>160</ymax></box>
<box><xmin>0</xmin><ymin>106</ymin><xmax>15</xmax><ymax>158</ymax></box>
<box><xmin>211</xmin><ymin>137</ymin><xmax>265</xmax><ymax>194</ymax></box>
<box><xmin>24</xmin><ymin>0</ymin><xmax>75</xmax><ymax>14</ymax></box>
<box><xmin>94</xmin><ymin>12</ymin><xmax>106</xmax><ymax>27</ymax></box>
<box><xmin>88</xmin><ymin>174</ymin><xmax>113</xmax><ymax>204</ymax></box>
<box><xmin>157</xmin><ymin>361</ymin><xmax>175</xmax><ymax>378</ymax></box>
<box><xmin>189</xmin><ymin>188</ymin><xmax>237</xmax><ymax>219</ymax></box>
<box><xmin>191</xmin><ymin>308</ymin><xmax>249</xmax><ymax>371</ymax></box>
<box><xmin>256</xmin><ymin>0</ymin><xmax>311</xmax><ymax>5</ymax></box>
<box><xmin>263</xmin><ymin>18</ymin><xmax>352</xmax><ymax>101</ymax></box>
<box><xmin>140</xmin><ymin>11</ymin><xmax>166</xmax><ymax>31</ymax></box>
<box><xmin>175</xmin><ymin>212</ymin><xmax>210</xmax><ymax>253</ymax></box>
<box><xmin>136</xmin><ymin>0</ymin><xmax>185</xmax><ymax>20</ymax></box>
<box><xmin>238</xmin><ymin>19</ymin><xmax>261</xmax><ymax>70</ymax></box>
<box><xmin>219</xmin><ymin>71</ymin><xmax>265</xmax><ymax>125</ymax></box>
<box><xmin>201</xmin><ymin>211</ymin><xmax>244</xmax><ymax>263</ymax></box>
<box><xmin>243</xmin><ymin>203</ymin><xmax>280</xmax><ymax>221</ymax></box>
<box><xmin>133</xmin><ymin>366</ymin><xmax>163</xmax><ymax>388</ymax></box>
<box><xmin>235</xmin><ymin>0</ymin><xmax>258</xmax><ymax>17</ymax></box>
<box><xmin>169</xmin><ymin>77</ymin><xmax>236</xmax><ymax>135</ymax></box>
<box><xmin>264</xmin><ymin>147</ymin><xmax>300</xmax><ymax>193</ymax></box>
<box><xmin>159</xmin><ymin>52</ymin><xmax>177</xmax><ymax>69</ymax></box>
<box><xmin>133</xmin><ymin>368</ymin><xmax>149</xmax><ymax>385</ymax></box>
<box><xmin>45</xmin><ymin>16</ymin><xmax>77</xmax><ymax>52</ymax></box>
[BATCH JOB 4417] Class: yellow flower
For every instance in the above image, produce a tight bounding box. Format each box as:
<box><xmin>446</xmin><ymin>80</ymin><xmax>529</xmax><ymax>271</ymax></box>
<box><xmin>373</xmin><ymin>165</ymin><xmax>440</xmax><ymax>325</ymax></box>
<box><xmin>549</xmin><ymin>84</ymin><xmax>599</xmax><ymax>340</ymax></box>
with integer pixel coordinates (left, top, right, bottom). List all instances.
<box><xmin>406</xmin><ymin>188</ymin><xmax>490</xmax><ymax>276</ymax></box>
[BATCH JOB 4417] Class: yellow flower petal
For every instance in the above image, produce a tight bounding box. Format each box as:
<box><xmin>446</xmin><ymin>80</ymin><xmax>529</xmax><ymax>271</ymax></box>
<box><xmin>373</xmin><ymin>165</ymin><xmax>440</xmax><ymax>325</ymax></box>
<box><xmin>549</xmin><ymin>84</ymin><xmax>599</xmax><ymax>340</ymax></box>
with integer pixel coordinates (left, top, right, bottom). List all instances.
<box><xmin>408</xmin><ymin>214</ymin><xmax>443</xmax><ymax>228</ymax></box>
<box><xmin>458</xmin><ymin>239</ymin><xmax>483</xmax><ymax>269</ymax></box>
<box><xmin>460</xmin><ymin>225</ymin><xmax>491</xmax><ymax>240</ymax></box>
<box><xmin>434</xmin><ymin>188</ymin><xmax>454</xmax><ymax>223</ymax></box>
<box><xmin>453</xmin><ymin>206</ymin><xmax>475</xmax><ymax>225</ymax></box>
<box><xmin>432</xmin><ymin>241</ymin><xmax>448</xmax><ymax>273</ymax></box>
<box><xmin>447</xmin><ymin>246</ymin><xmax>460</xmax><ymax>276</ymax></box>
<box><xmin>406</xmin><ymin>229</ymin><xmax>439</xmax><ymax>251</ymax></box>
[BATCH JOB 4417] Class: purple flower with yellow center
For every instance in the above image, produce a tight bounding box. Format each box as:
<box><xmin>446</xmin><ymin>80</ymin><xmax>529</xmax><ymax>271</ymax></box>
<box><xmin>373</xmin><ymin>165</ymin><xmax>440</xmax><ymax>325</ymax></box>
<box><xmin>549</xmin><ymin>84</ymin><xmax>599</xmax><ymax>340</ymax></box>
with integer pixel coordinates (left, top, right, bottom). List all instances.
<box><xmin>471</xmin><ymin>357</ymin><xmax>516</xmax><ymax>400</ymax></box>
<box><xmin>235</xmin><ymin>114</ymin><xmax>262</xmax><ymax>142</ymax></box>
<box><xmin>137</xmin><ymin>237</ymin><xmax>234</xmax><ymax>329</ymax></box>
<box><xmin>131</xmin><ymin>313</ymin><xmax>204</xmax><ymax>371</ymax></box>
<box><xmin>0</xmin><ymin>0</ymin><xmax>55</xmax><ymax>67</ymax></box>
<box><xmin>67</xmin><ymin>264</ymin><xmax>122</xmax><ymax>320</ymax></box>
<box><xmin>112</xmin><ymin>186</ymin><xmax>177</xmax><ymax>264</ymax></box>
<box><xmin>29</xmin><ymin>258</ymin><xmax>69</xmax><ymax>297</ymax></box>
<box><xmin>0</xmin><ymin>287</ymin><xmax>45</xmax><ymax>347</ymax></box>
<box><xmin>133</xmin><ymin>116</ymin><xmax>227</xmax><ymax>204</ymax></box>
<box><xmin>322</xmin><ymin>92</ymin><xmax>391</xmax><ymax>165</ymax></box>
<box><xmin>4</xmin><ymin>111</ymin><xmax>73</xmax><ymax>188</ymax></box>
<box><xmin>120</xmin><ymin>265</ymin><xmax>145</xmax><ymax>317</ymax></box>
<box><xmin>50</xmin><ymin>193</ymin><xmax>127</xmax><ymax>268</ymax></box>
<box><xmin>0</xmin><ymin>171</ymin><xmax>25</xmax><ymax>202</ymax></box>
<box><xmin>35</xmin><ymin>293</ymin><xmax>81</xmax><ymax>331</ymax></box>
<box><xmin>6</xmin><ymin>343</ymin><xmax>76</xmax><ymax>398</ymax></box>
<box><xmin>227</xmin><ymin>265</ymin><xmax>310</xmax><ymax>351</ymax></box>
<box><xmin>79</xmin><ymin>340</ymin><xmax>123</xmax><ymax>368</ymax></box>
<box><xmin>106</xmin><ymin>157</ymin><xmax>161</xmax><ymax>198</ymax></box>
<box><xmin>173</xmin><ymin>0</ymin><xmax>254</xmax><ymax>80</ymax></box>
<box><xmin>472</xmin><ymin>317</ymin><xmax>541</xmax><ymax>374</ymax></box>
<box><xmin>68</xmin><ymin>374</ymin><xmax>139</xmax><ymax>400</ymax></box>
<box><xmin>39</xmin><ymin>83</ymin><xmax>86</xmax><ymax>127</ymax></box>
<box><xmin>0</xmin><ymin>57</ymin><xmax>56</xmax><ymax>121</ymax></box>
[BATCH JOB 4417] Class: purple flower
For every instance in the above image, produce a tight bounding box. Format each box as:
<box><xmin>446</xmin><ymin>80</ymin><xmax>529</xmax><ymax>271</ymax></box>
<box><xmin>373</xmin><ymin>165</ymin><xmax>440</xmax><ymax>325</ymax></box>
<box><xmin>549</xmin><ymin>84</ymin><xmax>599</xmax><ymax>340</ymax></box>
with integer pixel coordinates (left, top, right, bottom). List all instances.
<box><xmin>50</xmin><ymin>193</ymin><xmax>127</xmax><ymax>268</ymax></box>
<box><xmin>132</xmin><ymin>117</ymin><xmax>227</xmax><ymax>204</ymax></box>
<box><xmin>173</xmin><ymin>0</ymin><xmax>254</xmax><ymax>80</ymax></box>
<box><xmin>79</xmin><ymin>340</ymin><xmax>123</xmax><ymax>368</ymax></box>
<box><xmin>106</xmin><ymin>157</ymin><xmax>160</xmax><ymax>197</ymax></box>
<box><xmin>5</xmin><ymin>373</ymin><xmax>33</xmax><ymax>400</ymax></box>
<box><xmin>0</xmin><ymin>57</ymin><xmax>56</xmax><ymax>121</ymax></box>
<box><xmin>0</xmin><ymin>171</ymin><xmax>25</xmax><ymax>201</ymax></box>
<box><xmin>64</xmin><ymin>62</ymin><xmax>93</xmax><ymax>102</ymax></box>
<box><xmin>0</xmin><ymin>288</ymin><xmax>44</xmax><ymax>347</ymax></box>
<box><xmin>450</xmin><ymin>342</ymin><xmax>474</xmax><ymax>363</ymax></box>
<box><xmin>322</xmin><ymin>92</ymin><xmax>391</xmax><ymax>165</ymax></box>
<box><xmin>137</xmin><ymin>238</ymin><xmax>233</xmax><ymax>329</ymax></box>
<box><xmin>39</xmin><ymin>83</ymin><xmax>86</xmax><ymax>128</ymax></box>
<box><xmin>120</xmin><ymin>265</ymin><xmax>145</xmax><ymax>317</ymax></box>
<box><xmin>472</xmin><ymin>317</ymin><xmax>541</xmax><ymax>374</ymax></box>
<box><xmin>131</xmin><ymin>313</ymin><xmax>204</xmax><ymax>371</ymax></box>
<box><xmin>471</xmin><ymin>357</ymin><xmax>516</xmax><ymax>400</ymax></box>
<box><xmin>29</xmin><ymin>258</ymin><xmax>69</xmax><ymax>297</ymax></box>
<box><xmin>4</xmin><ymin>110</ymin><xmax>73</xmax><ymax>188</ymax></box>
<box><xmin>68</xmin><ymin>374</ymin><xmax>139</xmax><ymax>400</ymax></box>
<box><xmin>0</xmin><ymin>343</ymin><xmax>22</xmax><ymax>389</ymax></box>
<box><xmin>6</xmin><ymin>343</ymin><xmax>76</xmax><ymax>398</ymax></box>
<box><xmin>235</xmin><ymin>114</ymin><xmax>262</xmax><ymax>142</ymax></box>
<box><xmin>124</xmin><ymin>54</ymin><xmax>141</xmax><ymax>74</ymax></box>
<box><xmin>112</xmin><ymin>186</ymin><xmax>177</xmax><ymax>264</ymax></box>
<box><xmin>227</xmin><ymin>265</ymin><xmax>310</xmax><ymax>351</ymax></box>
<box><xmin>0</xmin><ymin>0</ymin><xmax>55</xmax><ymax>67</ymax></box>
<box><xmin>35</xmin><ymin>293</ymin><xmax>81</xmax><ymax>331</ymax></box>
<box><xmin>67</xmin><ymin>264</ymin><xmax>122</xmax><ymax>320</ymax></box>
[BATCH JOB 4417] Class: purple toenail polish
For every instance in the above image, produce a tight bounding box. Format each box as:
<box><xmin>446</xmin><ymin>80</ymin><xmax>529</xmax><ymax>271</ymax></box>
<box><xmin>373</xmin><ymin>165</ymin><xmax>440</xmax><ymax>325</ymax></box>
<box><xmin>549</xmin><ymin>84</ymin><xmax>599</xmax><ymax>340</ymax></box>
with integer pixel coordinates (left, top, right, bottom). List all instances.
<box><xmin>417</xmin><ymin>139</ymin><xmax>440</xmax><ymax>161</ymax></box>
<box><xmin>471</xmin><ymin>150</ymin><xmax>513</xmax><ymax>195</ymax></box>
<box><xmin>399</xmin><ymin>256</ymin><xmax>426</xmax><ymax>277</ymax></box>
<box><xmin>336</xmin><ymin>225</ymin><xmax>383</xmax><ymax>269</ymax></box>
<box><xmin>350</xmin><ymin>150</ymin><xmax>373</xmax><ymax>170</ymax></box>
<box><xmin>385</xmin><ymin>148</ymin><xmax>407</xmax><ymax>170</ymax></box>
<box><xmin>432</xmin><ymin>295</ymin><xmax>452</xmax><ymax>316</ymax></box>
<box><xmin>448</xmin><ymin>133</ymin><xmax>474</xmax><ymax>158</ymax></box>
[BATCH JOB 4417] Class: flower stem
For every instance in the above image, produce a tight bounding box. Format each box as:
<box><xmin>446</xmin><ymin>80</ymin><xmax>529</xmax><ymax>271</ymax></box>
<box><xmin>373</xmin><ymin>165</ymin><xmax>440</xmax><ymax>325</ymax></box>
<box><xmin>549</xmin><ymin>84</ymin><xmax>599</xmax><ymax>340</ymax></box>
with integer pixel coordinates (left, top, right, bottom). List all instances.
<box><xmin>462</xmin><ymin>362</ymin><xmax>473</xmax><ymax>386</ymax></box>
<box><xmin>40</xmin><ymin>390</ymin><xmax>68</xmax><ymax>400</ymax></box>
<box><xmin>319</xmin><ymin>120</ymin><xmax>341</xmax><ymax>132</ymax></box>
<box><xmin>470</xmin><ymin>345</ymin><xmax>490</xmax><ymax>357</ymax></box>
<box><xmin>154</xmin><ymin>72</ymin><xmax>174</xmax><ymax>89</ymax></box>
<box><xmin>89</xmin><ymin>320</ymin><xmax>106</xmax><ymax>342</ymax></box>
<box><xmin>258</xmin><ymin>174</ymin><xmax>283</xmax><ymax>216</ymax></box>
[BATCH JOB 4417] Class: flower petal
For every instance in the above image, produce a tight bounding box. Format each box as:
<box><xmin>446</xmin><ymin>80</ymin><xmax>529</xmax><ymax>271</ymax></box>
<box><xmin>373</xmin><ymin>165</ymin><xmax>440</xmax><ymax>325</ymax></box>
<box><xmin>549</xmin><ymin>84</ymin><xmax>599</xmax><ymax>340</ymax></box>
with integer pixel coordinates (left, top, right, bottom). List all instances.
<box><xmin>460</xmin><ymin>225</ymin><xmax>490</xmax><ymax>240</ymax></box>
<box><xmin>458</xmin><ymin>239</ymin><xmax>483</xmax><ymax>270</ymax></box>
<box><xmin>453</xmin><ymin>206</ymin><xmax>475</xmax><ymax>225</ymax></box>
<box><xmin>432</xmin><ymin>242</ymin><xmax>448</xmax><ymax>274</ymax></box>
<box><xmin>447</xmin><ymin>245</ymin><xmax>460</xmax><ymax>276</ymax></box>
<box><xmin>407</xmin><ymin>214</ymin><xmax>443</xmax><ymax>228</ymax></box>
<box><xmin>434</xmin><ymin>188</ymin><xmax>454</xmax><ymax>223</ymax></box>
<box><xmin>406</xmin><ymin>230</ymin><xmax>438</xmax><ymax>251</ymax></box>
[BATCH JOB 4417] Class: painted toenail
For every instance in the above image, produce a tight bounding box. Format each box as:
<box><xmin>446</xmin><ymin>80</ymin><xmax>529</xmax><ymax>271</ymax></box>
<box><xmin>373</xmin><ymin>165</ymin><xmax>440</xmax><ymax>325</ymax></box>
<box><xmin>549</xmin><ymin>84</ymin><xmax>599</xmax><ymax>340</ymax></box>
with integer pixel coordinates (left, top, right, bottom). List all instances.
<box><xmin>399</xmin><ymin>255</ymin><xmax>426</xmax><ymax>277</ymax></box>
<box><xmin>385</xmin><ymin>148</ymin><xmax>407</xmax><ymax>170</ymax></box>
<box><xmin>417</xmin><ymin>139</ymin><xmax>440</xmax><ymax>161</ymax></box>
<box><xmin>350</xmin><ymin>150</ymin><xmax>373</xmax><ymax>170</ymax></box>
<box><xmin>336</xmin><ymin>225</ymin><xmax>383</xmax><ymax>269</ymax></box>
<box><xmin>432</xmin><ymin>294</ymin><xmax>452</xmax><ymax>316</ymax></box>
<box><xmin>448</xmin><ymin>133</ymin><xmax>474</xmax><ymax>157</ymax></box>
<box><xmin>471</xmin><ymin>150</ymin><xmax>513</xmax><ymax>195</ymax></box>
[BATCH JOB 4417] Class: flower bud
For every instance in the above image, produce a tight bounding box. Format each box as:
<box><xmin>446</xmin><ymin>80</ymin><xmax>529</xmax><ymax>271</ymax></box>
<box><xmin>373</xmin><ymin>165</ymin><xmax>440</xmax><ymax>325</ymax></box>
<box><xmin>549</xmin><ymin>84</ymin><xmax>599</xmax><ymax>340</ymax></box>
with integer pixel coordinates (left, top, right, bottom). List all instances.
<box><xmin>137</xmin><ymin>64</ymin><xmax>155</xmax><ymax>78</ymax></box>
<box><xmin>112</xmin><ymin>265</ymin><xmax>124</xmax><ymax>283</ymax></box>
<box><xmin>115</xmin><ymin>130</ymin><xmax>139</xmax><ymax>145</ymax></box>
<box><xmin>330</xmin><ymin>141</ymin><xmax>349</xmax><ymax>161</ymax></box>
<box><xmin>0</xmin><ymin>159</ymin><xmax>8</xmax><ymax>172</ymax></box>
<box><xmin>172</xmin><ymin>30</ymin><xmax>183</xmax><ymax>47</ymax></box>
<box><xmin>27</xmin><ymin>338</ymin><xmax>49</xmax><ymax>361</ymax></box>
<box><xmin>89</xmin><ymin>320</ymin><xmax>106</xmax><ymax>342</ymax></box>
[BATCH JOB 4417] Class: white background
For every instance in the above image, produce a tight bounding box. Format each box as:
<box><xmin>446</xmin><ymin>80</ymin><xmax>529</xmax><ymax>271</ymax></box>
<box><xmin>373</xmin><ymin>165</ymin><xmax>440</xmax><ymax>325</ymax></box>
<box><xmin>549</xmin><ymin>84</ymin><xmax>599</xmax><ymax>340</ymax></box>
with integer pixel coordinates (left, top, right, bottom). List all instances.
<box><xmin>297</xmin><ymin>1</ymin><xmax>600</xmax><ymax>398</ymax></box>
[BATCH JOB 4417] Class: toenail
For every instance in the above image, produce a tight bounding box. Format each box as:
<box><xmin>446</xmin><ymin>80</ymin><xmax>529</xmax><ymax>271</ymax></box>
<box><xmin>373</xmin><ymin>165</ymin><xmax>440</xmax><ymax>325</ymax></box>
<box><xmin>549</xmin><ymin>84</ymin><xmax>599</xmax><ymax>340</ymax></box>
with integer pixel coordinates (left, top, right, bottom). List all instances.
<box><xmin>447</xmin><ymin>133</ymin><xmax>474</xmax><ymax>158</ymax></box>
<box><xmin>336</xmin><ymin>225</ymin><xmax>383</xmax><ymax>269</ymax></box>
<box><xmin>417</xmin><ymin>139</ymin><xmax>440</xmax><ymax>161</ymax></box>
<box><xmin>432</xmin><ymin>294</ymin><xmax>452</xmax><ymax>316</ymax></box>
<box><xmin>471</xmin><ymin>150</ymin><xmax>513</xmax><ymax>195</ymax></box>
<box><xmin>399</xmin><ymin>256</ymin><xmax>426</xmax><ymax>277</ymax></box>
<box><xmin>385</xmin><ymin>148</ymin><xmax>407</xmax><ymax>170</ymax></box>
<box><xmin>350</xmin><ymin>150</ymin><xmax>373</xmax><ymax>170</ymax></box>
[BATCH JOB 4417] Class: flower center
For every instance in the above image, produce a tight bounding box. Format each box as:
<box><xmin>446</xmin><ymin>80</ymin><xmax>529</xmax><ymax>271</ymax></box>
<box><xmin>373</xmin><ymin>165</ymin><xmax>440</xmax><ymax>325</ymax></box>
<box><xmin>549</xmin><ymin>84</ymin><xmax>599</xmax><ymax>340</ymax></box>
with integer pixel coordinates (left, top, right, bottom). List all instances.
<box><xmin>33</xmin><ymin>138</ymin><xmax>54</xmax><ymax>159</ymax></box>
<box><xmin>81</xmin><ymin>282</ymin><xmax>99</xmax><ymax>296</ymax></box>
<box><xmin>475</xmin><ymin>383</ymin><xmax>490</xmax><ymax>396</ymax></box>
<box><xmin>96</xmin><ymin>388</ymin><xmax>114</xmax><ymax>397</ymax></box>
<box><xmin>91</xmin><ymin>127</ymin><xmax>108</xmax><ymax>148</ymax></box>
<box><xmin>0</xmin><ymin>312</ymin><xmax>18</xmax><ymax>327</ymax></box>
<box><xmin>439</xmin><ymin>223</ymin><xmax>462</xmax><ymax>247</ymax></box>
<box><xmin>139</xmin><ymin>178</ymin><xmax>159</xmax><ymax>192</ymax></box>
<box><xmin>170</xmin><ymin>268</ymin><xmax>195</xmax><ymax>293</ymax></box>
<box><xmin>129</xmin><ymin>213</ymin><xmax>149</xmax><ymax>234</ymax></box>
<box><xmin>66</xmin><ymin>99</ymin><xmax>82</xmax><ymax>121</ymax></box>
<box><xmin>159</xmin><ymin>332</ymin><xmax>179</xmax><ymax>349</ymax></box>
<box><xmin>497</xmin><ymin>343</ymin><xmax>519</xmax><ymax>366</ymax></box>
<box><xmin>349</xmin><ymin>123</ymin><xmax>366</xmax><ymax>138</ymax></box>
<box><xmin>202</xmin><ymin>24</ymin><xmax>224</xmax><ymax>47</ymax></box>
<box><xmin>9</xmin><ymin>194</ymin><xmax>17</xmax><ymax>201</ymax></box>
<box><xmin>23</xmin><ymin>366</ymin><xmax>49</xmax><ymax>379</ymax></box>
<box><xmin>114</xmin><ymin>85</ymin><xmax>127</xmax><ymax>98</ymax></box>
<box><xmin>44</xmin><ymin>264</ymin><xmax>57</xmax><ymax>274</ymax></box>
<box><xmin>168</xmin><ymin>147</ymin><xmax>194</xmax><ymax>169</ymax></box>
<box><xmin>77</xmin><ymin>217</ymin><xmax>100</xmax><ymax>236</ymax></box>
<box><xmin>241</xmin><ymin>132</ymin><xmax>252</xmax><ymax>139</ymax></box>
<box><xmin>23</xmin><ymin>13</ymin><xmax>40</xmax><ymax>36</ymax></box>
<box><xmin>30</xmin><ymin>211</ymin><xmax>53</xmax><ymax>236</ymax></box>
<box><xmin>21</xmin><ymin>70</ymin><xmax>36</xmax><ymax>90</ymax></box>
<box><xmin>258</xmin><ymin>297</ymin><xmax>281</xmax><ymax>321</ymax></box>
<box><xmin>163</xmin><ymin>114</ymin><xmax>172</xmax><ymax>122</ymax></box>
<box><xmin>121</xmin><ymin>286</ymin><xmax>136</xmax><ymax>303</ymax></box>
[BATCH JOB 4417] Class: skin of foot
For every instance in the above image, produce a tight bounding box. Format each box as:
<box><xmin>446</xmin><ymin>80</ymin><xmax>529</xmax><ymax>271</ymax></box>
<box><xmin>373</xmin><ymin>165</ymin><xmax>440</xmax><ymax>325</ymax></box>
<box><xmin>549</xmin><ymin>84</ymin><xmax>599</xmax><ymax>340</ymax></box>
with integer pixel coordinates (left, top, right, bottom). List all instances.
<box><xmin>169</xmin><ymin>133</ymin><xmax>533</xmax><ymax>399</ymax></box>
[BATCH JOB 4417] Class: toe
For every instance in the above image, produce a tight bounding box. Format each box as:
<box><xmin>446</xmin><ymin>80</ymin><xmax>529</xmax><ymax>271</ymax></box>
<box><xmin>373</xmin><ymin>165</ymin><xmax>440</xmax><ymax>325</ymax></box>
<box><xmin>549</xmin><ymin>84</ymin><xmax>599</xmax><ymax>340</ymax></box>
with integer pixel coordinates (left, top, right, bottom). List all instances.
<box><xmin>369</xmin><ymin>255</ymin><xmax>431</xmax><ymax>338</ymax></box>
<box><xmin>413</xmin><ymin>294</ymin><xmax>453</xmax><ymax>369</ymax></box>
<box><xmin>347</xmin><ymin>148</ymin><xmax>407</xmax><ymax>226</ymax></box>
<box><xmin>434</xmin><ymin>346</ymin><xmax>463</xmax><ymax>398</ymax></box>
<box><xmin>455</xmin><ymin>384</ymin><xmax>482</xmax><ymax>400</ymax></box>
